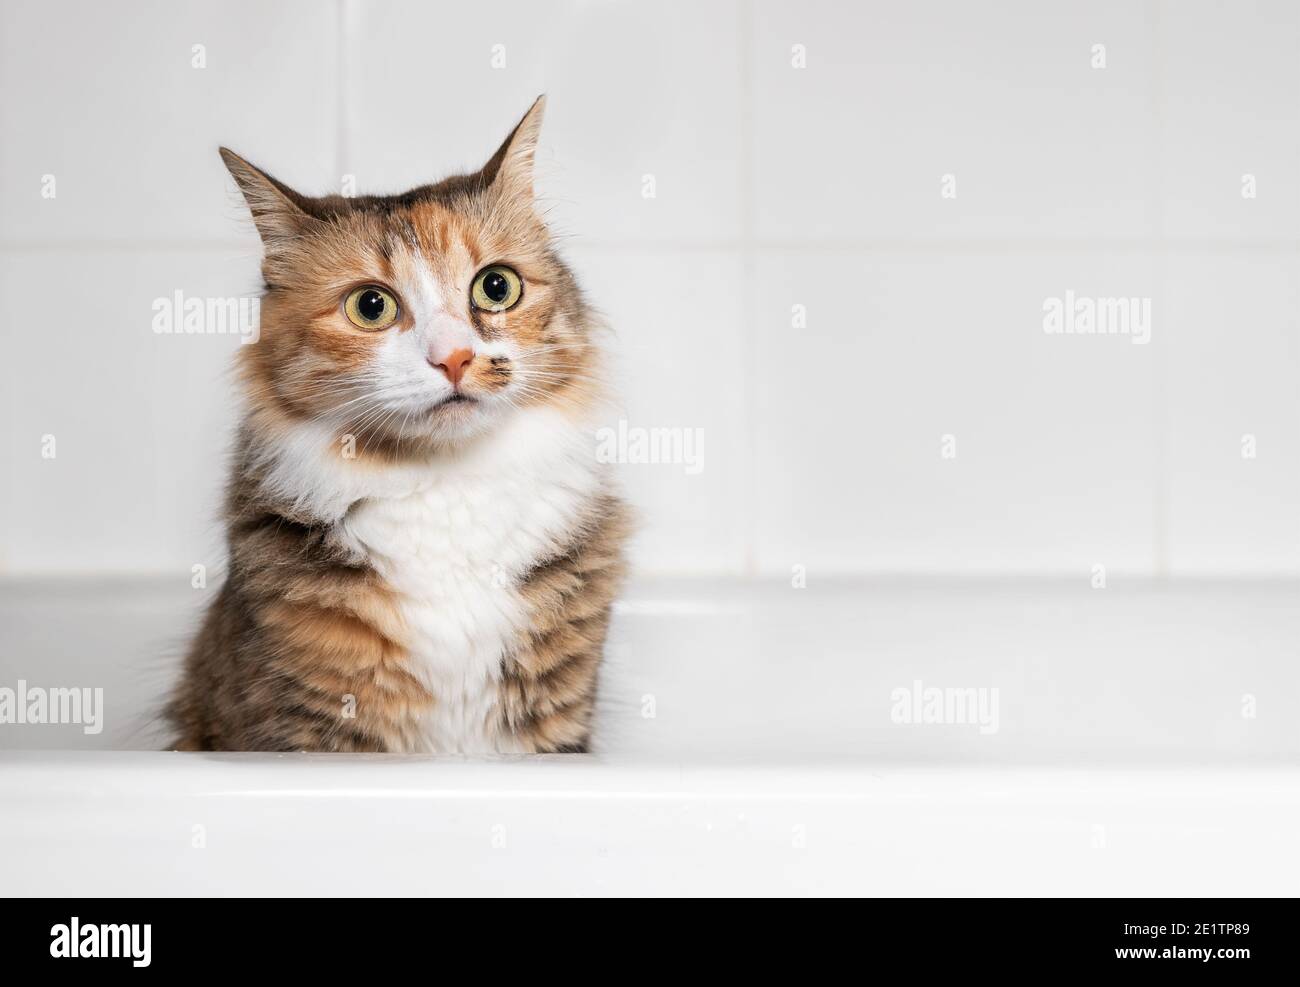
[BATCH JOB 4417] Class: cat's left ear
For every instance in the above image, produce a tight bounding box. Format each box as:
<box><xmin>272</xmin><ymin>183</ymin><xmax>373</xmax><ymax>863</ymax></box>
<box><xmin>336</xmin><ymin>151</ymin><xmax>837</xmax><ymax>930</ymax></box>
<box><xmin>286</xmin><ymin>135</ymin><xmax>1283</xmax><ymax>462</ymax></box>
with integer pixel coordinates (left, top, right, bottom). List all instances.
<box><xmin>480</xmin><ymin>95</ymin><xmax>546</xmax><ymax>201</ymax></box>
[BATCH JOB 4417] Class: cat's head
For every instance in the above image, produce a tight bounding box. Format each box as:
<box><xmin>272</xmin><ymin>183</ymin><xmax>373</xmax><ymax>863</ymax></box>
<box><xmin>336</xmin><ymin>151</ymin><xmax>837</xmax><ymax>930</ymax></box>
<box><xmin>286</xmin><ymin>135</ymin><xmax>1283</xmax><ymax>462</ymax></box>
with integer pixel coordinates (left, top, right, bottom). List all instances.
<box><xmin>223</xmin><ymin>96</ymin><xmax>596</xmax><ymax>454</ymax></box>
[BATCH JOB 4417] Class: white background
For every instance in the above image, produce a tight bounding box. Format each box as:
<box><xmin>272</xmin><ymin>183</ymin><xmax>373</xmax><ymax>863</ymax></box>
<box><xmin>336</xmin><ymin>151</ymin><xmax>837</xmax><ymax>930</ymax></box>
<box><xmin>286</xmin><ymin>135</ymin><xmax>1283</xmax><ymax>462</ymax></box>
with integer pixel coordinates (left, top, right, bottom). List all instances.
<box><xmin>2</xmin><ymin>0</ymin><xmax>1297</xmax><ymax>579</ymax></box>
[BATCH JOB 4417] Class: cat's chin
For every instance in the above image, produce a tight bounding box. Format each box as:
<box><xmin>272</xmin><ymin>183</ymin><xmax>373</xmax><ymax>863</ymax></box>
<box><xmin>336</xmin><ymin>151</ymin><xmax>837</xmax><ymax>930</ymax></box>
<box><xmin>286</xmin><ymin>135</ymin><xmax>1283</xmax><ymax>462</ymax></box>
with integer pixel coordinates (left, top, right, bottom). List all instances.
<box><xmin>429</xmin><ymin>393</ymin><xmax>478</xmax><ymax>411</ymax></box>
<box><xmin>413</xmin><ymin>394</ymin><xmax>500</xmax><ymax>444</ymax></box>
<box><xmin>421</xmin><ymin>393</ymin><xmax>483</xmax><ymax>427</ymax></box>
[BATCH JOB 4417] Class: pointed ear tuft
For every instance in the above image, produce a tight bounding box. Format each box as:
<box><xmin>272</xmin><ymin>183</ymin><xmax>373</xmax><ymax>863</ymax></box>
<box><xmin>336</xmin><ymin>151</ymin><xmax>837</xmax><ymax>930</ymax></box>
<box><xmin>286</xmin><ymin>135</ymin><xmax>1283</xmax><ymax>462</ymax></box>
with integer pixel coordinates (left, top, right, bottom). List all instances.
<box><xmin>480</xmin><ymin>95</ymin><xmax>546</xmax><ymax>200</ymax></box>
<box><xmin>219</xmin><ymin>147</ymin><xmax>315</xmax><ymax>245</ymax></box>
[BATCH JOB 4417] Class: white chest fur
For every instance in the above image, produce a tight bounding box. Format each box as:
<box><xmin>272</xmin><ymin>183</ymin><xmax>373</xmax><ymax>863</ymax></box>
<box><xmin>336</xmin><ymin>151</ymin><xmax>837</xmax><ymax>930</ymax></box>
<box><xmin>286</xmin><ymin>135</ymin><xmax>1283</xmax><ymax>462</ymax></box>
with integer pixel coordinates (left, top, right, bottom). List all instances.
<box><xmin>337</xmin><ymin>409</ymin><xmax>603</xmax><ymax>752</ymax></box>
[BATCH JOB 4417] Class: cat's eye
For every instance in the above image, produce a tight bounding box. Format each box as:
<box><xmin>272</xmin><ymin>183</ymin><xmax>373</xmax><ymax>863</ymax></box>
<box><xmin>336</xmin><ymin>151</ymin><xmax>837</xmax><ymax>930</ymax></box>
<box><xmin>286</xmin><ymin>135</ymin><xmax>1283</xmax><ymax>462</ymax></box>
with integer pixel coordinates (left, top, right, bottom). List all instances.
<box><xmin>344</xmin><ymin>285</ymin><xmax>399</xmax><ymax>330</ymax></box>
<box><xmin>471</xmin><ymin>265</ymin><xmax>523</xmax><ymax>313</ymax></box>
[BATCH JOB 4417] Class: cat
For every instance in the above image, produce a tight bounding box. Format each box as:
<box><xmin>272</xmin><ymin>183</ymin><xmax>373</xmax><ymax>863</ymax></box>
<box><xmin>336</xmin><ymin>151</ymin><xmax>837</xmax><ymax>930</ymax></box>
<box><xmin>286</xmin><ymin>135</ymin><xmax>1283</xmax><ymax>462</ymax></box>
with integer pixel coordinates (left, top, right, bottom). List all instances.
<box><xmin>167</xmin><ymin>97</ymin><xmax>630</xmax><ymax>753</ymax></box>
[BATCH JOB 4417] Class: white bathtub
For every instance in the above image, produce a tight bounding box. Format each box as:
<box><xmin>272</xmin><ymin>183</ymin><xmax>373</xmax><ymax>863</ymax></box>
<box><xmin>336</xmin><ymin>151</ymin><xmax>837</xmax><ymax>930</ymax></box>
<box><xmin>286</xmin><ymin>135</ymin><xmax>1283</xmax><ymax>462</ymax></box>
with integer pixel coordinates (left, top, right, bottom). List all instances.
<box><xmin>2</xmin><ymin>576</ymin><xmax>1298</xmax><ymax>896</ymax></box>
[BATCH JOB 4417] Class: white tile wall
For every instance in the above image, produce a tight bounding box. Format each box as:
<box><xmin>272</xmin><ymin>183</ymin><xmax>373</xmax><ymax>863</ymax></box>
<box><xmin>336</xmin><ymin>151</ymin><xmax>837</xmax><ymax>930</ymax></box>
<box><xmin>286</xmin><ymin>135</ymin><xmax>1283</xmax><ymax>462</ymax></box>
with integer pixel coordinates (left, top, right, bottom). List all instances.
<box><xmin>752</xmin><ymin>0</ymin><xmax>1161</xmax><ymax>242</ymax></box>
<box><xmin>344</xmin><ymin>0</ymin><xmax>744</xmax><ymax>245</ymax></box>
<box><xmin>751</xmin><ymin>249</ymin><xmax>1161</xmax><ymax>575</ymax></box>
<box><xmin>0</xmin><ymin>0</ymin><xmax>339</xmax><ymax>245</ymax></box>
<box><xmin>0</xmin><ymin>248</ymin><xmax>250</xmax><ymax>573</ymax></box>
<box><xmin>1164</xmin><ymin>253</ymin><xmax>1300</xmax><ymax>574</ymax></box>
<box><xmin>0</xmin><ymin>1</ymin><xmax>1296</xmax><ymax>576</ymax></box>
<box><xmin>1157</xmin><ymin>0</ymin><xmax>1300</xmax><ymax>241</ymax></box>
<box><xmin>570</xmin><ymin>246</ymin><xmax>750</xmax><ymax>574</ymax></box>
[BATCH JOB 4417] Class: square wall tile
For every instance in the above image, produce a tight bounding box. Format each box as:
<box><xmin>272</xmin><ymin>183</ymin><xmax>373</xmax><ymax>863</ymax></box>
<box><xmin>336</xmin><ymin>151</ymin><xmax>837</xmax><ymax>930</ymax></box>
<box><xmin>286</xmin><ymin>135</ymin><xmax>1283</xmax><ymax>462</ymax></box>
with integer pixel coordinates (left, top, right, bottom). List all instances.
<box><xmin>345</xmin><ymin>0</ymin><xmax>743</xmax><ymax>244</ymax></box>
<box><xmin>750</xmin><ymin>249</ymin><xmax>1161</xmax><ymax>574</ymax></box>
<box><xmin>564</xmin><ymin>245</ymin><xmax>748</xmax><ymax>574</ymax></box>
<box><xmin>1157</xmin><ymin>0</ymin><xmax>1300</xmax><ymax>239</ymax></box>
<box><xmin>752</xmin><ymin>0</ymin><xmax>1158</xmax><ymax>242</ymax></box>
<box><xmin>0</xmin><ymin>248</ymin><xmax>257</xmax><ymax>573</ymax></box>
<box><xmin>1165</xmin><ymin>253</ymin><xmax>1300</xmax><ymax>573</ymax></box>
<box><xmin>0</xmin><ymin>0</ymin><xmax>338</xmax><ymax>244</ymax></box>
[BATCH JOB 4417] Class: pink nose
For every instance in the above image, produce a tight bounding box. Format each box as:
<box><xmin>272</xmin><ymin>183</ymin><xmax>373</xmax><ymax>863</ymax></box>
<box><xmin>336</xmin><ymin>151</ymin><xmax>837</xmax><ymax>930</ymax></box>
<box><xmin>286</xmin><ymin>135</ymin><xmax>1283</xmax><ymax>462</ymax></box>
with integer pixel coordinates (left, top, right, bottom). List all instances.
<box><xmin>431</xmin><ymin>348</ymin><xmax>474</xmax><ymax>386</ymax></box>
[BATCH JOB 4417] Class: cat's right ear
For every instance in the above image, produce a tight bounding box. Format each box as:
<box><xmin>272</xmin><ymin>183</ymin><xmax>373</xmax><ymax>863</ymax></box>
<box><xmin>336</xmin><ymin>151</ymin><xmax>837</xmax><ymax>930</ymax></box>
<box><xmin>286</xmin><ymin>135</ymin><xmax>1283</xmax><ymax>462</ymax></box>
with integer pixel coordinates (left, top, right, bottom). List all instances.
<box><xmin>479</xmin><ymin>95</ymin><xmax>546</xmax><ymax>202</ymax></box>
<box><xmin>219</xmin><ymin>148</ymin><xmax>316</xmax><ymax>246</ymax></box>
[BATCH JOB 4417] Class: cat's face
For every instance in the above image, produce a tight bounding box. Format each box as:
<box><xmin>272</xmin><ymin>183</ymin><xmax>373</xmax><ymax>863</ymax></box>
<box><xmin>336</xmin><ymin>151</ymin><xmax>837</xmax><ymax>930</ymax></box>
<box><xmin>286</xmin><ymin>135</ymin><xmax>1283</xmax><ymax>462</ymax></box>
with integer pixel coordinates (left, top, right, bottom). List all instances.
<box><xmin>225</xmin><ymin>97</ymin><xmax>593</xmax><ymax>453</ymax></box>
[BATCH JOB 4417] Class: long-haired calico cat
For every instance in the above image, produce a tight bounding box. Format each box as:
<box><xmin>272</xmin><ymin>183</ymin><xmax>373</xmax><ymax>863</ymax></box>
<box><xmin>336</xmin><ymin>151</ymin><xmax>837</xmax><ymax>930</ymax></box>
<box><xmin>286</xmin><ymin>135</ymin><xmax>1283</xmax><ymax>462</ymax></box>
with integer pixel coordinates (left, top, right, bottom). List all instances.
<box><xmin>168</xmin><ymin>97</ymin><xmax>629</xmax><ymax>753</ymax></box>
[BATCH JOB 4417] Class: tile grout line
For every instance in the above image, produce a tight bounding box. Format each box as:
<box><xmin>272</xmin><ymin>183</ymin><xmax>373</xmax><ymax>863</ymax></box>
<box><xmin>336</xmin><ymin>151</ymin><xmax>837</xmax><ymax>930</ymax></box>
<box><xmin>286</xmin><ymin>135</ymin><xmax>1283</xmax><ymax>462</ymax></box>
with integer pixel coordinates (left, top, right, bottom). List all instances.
<box><xmin>739</xmin><ymin>0</ymin><xmax>757</xmax><ymax>578</ymax></box>
<box><xmin>4</xmin><ymin>238</ymin><xmax>1298</xmax><ymax>254</ymax></box>
<box><xmin>335</xmin><ymin>0</ymin><xmax>351</xmax><ymax>181</ymax></box>
<box><xmin>1150</xmin><ymin>0</ymin><xmax>1170</xmax><ymax>580</ymax></box>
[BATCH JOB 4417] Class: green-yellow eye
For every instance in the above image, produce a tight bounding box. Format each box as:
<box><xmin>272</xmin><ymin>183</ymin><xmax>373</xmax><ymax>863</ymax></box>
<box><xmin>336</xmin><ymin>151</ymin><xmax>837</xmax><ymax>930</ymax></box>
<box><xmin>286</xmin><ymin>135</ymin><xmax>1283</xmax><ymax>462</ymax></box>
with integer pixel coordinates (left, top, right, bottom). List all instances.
<box><xmin>344</xmin><ymin>286</ymin><xmax>399</xmax><ymax>330</ymax></box>
<box><xmin>471</xmin><ymin>265</ymin><xmax>523</xmax><ymax>313</ymax></box>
